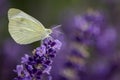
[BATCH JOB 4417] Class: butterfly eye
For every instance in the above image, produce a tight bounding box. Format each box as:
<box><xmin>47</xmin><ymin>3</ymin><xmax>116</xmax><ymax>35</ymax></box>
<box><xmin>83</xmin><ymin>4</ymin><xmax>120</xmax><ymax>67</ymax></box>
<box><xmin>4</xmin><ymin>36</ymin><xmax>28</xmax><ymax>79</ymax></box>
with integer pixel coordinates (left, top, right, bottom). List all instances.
<box><xmin>46</xmin><ymin>29</ymin><xmax>52</xmax><ymax>34</ymax></box>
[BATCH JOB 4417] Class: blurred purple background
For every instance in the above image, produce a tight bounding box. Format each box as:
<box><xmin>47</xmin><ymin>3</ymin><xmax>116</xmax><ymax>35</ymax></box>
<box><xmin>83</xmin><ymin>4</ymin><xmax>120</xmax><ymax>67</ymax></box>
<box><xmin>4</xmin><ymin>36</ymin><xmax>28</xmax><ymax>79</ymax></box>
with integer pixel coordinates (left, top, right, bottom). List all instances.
<box><xmin>0</xmin><ymin>0</ymin><xmax>120</xmax><ymax>80</ymax></box>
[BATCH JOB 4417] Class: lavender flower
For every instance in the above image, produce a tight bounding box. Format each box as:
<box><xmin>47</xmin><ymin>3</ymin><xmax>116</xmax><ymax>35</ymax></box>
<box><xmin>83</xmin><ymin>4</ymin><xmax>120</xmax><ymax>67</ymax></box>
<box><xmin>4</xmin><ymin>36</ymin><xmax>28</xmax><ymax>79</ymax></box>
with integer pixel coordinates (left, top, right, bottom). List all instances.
<box><xmin>57</xmin><ymin>10</ymin><xmax>118</xmax><ymax>80</ymax></box>
<box><xmin>14</xmin><ymin>37</ymin><xmax>62</xmax><ymax>80</ymax></box>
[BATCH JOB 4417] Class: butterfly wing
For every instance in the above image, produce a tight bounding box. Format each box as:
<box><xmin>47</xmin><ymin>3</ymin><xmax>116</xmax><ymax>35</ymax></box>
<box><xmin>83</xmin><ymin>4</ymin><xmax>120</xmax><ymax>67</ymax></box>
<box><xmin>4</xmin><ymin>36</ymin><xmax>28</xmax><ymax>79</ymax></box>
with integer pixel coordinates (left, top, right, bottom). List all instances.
<box><xmin>8</xmin><ymin>8</ymin><xmax>52</xmax><ymax>44</ymax></box>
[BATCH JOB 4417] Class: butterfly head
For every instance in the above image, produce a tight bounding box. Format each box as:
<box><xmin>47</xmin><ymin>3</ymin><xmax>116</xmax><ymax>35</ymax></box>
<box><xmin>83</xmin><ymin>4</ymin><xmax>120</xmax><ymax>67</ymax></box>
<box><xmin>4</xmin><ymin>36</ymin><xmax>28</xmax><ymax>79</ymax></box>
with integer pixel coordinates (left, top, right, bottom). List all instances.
<box><xmin>46</xmin><ymin>29</ymin><xmax>52</xmax><ymax>35</ymax></box>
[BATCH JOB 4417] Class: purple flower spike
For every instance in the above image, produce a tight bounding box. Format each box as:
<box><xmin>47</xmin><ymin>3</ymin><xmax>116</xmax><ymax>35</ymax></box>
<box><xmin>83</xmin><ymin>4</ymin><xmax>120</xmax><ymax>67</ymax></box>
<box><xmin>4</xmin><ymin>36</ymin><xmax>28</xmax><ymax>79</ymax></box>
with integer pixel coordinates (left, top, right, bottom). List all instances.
<box><xmin>43</xmin><ymin>66</ymin><xmax>52</xmax><ymax>74</ymax></box>
<box><xmin>53</xmin><ymin>40</ymin><xmax>62</xmax><ymax>50</ymax></box>
<box><xmin>21</xmin><ymin>54</ymin><xmax>29</xmax><ymax>63</ymax></box>
<box><xmin>15</xmin><ymin>65</ymin><xmax>24</xmax><ymax>76</ymax></box>
<box><xmin>36</xmin><ymin>45</ymin><xmax>46</xmax><ymax>57</ymax></box>
<box><xmin>14</xmin><ymin>37</ymin><xmax>62</xmax><ymax>80</ymax></box>
<box><xmin>58</xmin><ymin>10</ymin><xmax>118</xmax><ymax>80</ymax></box>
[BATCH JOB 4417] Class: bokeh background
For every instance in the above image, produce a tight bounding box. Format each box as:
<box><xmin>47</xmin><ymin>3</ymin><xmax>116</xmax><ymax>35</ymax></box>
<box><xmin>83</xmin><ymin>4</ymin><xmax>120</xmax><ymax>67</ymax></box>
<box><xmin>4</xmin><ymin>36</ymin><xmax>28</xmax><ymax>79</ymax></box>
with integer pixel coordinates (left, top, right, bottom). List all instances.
<box><xmin>0</xmin><ymin>0</ymin><xmax>120</xmax><ymax>80</ymax></box>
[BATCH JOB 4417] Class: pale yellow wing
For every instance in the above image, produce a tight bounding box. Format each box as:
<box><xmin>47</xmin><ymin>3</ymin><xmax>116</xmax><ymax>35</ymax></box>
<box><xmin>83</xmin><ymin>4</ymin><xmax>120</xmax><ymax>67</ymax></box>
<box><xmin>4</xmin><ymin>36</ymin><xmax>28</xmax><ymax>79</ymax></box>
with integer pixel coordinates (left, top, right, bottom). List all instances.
<box><xmin>8</xmin><ymin>8</ymin><xmax>52</xmax><ymax>44</ymax></box>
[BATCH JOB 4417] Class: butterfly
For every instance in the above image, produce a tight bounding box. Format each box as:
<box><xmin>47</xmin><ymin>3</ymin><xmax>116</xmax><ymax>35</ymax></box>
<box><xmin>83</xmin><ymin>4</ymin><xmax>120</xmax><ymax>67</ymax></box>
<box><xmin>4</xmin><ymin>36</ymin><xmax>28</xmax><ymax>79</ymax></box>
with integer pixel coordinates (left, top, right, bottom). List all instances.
<box><xmin>8</xmin><ymin>8</ymin><xmax>52</xmax><ymax>44</ymax></box>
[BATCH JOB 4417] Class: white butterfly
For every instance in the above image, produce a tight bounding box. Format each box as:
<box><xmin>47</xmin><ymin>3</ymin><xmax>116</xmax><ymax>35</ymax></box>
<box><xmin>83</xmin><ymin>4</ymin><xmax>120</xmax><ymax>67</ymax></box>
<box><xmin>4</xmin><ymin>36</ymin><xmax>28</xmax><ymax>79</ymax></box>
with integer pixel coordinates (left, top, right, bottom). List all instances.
<box><xmin>8</xmin><ymin>8</ymin><xmax>52</xmax><ymax>44</ymax></box>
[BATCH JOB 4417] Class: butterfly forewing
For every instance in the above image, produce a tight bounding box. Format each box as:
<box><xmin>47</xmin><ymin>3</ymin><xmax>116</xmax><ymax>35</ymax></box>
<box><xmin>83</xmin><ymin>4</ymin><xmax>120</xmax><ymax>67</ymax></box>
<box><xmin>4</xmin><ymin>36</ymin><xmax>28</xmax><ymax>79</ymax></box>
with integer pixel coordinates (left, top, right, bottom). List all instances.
<box><xmin>8</xmin><ymin>8</ymin><xmax>52</xmax><ymax>44</ymax></box>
